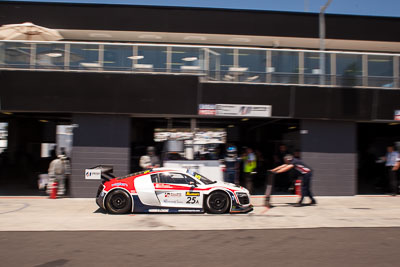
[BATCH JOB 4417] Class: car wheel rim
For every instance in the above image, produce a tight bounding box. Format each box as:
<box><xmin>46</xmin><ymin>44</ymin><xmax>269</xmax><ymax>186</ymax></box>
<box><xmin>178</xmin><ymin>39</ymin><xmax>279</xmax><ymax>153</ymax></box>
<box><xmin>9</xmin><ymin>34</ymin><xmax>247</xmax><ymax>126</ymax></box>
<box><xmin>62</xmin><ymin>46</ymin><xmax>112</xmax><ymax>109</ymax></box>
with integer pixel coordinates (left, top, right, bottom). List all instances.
<box><xmin>111</xmin><ymin>194</ymin><xmax>126</xmax><ymax>210</ymax></box>
<box><xmin>209</xmin><ymin>194</ymin><xmax>227</xmax><ymax>211</ymax></box>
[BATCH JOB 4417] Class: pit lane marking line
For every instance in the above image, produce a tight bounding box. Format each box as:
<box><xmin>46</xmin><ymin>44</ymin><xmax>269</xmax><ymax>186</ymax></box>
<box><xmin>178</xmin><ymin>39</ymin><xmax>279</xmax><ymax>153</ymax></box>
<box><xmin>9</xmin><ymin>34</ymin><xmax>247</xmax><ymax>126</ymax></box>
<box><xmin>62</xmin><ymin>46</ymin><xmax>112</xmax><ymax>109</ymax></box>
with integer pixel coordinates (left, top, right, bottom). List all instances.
<box><xmin>0</xmin><ymin>197</ymin><xmax>47</xmax><ymax>199</ymax></box>
<box><xmin>251</xmin><ymin>195</ymin><xmax>298</xmax><ymax>198</ymax></box>
<box><xmin>260</xmin><ymin>207</ymin><xmax>270</xmax><ymax>214</ymax></box>
<box><xmin>0</xmin><ymin>203</ymin><xmax>30</xmax><ymax>215</ymax></box>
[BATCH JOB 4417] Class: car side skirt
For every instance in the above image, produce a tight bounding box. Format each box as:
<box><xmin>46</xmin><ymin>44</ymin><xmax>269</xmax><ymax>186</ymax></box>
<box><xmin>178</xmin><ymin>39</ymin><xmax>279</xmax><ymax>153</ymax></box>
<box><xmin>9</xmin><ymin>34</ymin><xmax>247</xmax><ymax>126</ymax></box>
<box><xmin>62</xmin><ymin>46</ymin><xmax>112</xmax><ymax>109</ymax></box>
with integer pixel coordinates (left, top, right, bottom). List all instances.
<box><xmin>132</xmin><ymin>195</ymin><xmax>204</xmax><ymax>213</ymax></box>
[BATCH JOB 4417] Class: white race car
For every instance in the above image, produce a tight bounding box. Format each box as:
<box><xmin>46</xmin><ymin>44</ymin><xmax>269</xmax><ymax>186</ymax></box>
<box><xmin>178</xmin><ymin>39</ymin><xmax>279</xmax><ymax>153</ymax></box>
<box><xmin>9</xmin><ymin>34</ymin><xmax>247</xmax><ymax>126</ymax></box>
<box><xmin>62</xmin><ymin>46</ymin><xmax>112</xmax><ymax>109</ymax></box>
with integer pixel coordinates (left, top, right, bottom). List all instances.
<box><xmin>95</xmin><ymin>167</ymin><xmax>253</xmax><ymax>214</ymax></box>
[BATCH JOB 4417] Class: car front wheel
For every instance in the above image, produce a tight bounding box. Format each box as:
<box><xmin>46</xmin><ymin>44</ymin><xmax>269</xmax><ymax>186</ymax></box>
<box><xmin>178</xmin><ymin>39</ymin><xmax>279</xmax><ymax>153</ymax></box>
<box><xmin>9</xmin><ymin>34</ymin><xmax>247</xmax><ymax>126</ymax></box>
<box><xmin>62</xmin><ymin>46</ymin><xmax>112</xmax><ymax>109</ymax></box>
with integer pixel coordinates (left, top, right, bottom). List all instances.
<box><xmin>206</xmin><ymin>191</ymin><xmax>230</xmax><ymax>214</ymax></box>
<box><xmin>105</xmin><ymin>189</ymin><xmax>132</xmax><ymax>214</ymax></box>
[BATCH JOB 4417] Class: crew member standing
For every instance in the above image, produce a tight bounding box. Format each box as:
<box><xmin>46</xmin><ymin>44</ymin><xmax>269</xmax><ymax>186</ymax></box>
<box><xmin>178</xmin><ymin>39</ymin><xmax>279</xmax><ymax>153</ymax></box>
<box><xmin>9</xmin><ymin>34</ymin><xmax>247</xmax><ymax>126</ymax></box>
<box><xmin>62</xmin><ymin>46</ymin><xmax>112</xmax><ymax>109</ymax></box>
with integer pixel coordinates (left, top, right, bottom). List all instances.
<box><xmin>383</xmin><ymin>145</ymin><xmax>399</xmax><ymax>195</ymax></box>
<box><xmin>139</xmin><ymin>146</ymin><xmax>160</xmax><ymax>170</ymax></box>
<box><xmin>270</xmin><ymin>154</ymin><xmax>316</xmax><ymax>206</ymax></box>
<box><xmin>224</xmin><ymin>145</ymin><xmax>239</xmax><ymax>184</ymax></box>
<box><xmin>243</xmin><ymin>147</ymin><xmax>257</xmax><ymax>194</ymax></box>
<box><xmin>391</xmin><ymin>151</ymin><xmax>400</xmax><ymax>196</ymax></box>
<box><xmin>47</xmin><ymin>154</ymin><xmax>70</xmax><ymax>196</ymax></box>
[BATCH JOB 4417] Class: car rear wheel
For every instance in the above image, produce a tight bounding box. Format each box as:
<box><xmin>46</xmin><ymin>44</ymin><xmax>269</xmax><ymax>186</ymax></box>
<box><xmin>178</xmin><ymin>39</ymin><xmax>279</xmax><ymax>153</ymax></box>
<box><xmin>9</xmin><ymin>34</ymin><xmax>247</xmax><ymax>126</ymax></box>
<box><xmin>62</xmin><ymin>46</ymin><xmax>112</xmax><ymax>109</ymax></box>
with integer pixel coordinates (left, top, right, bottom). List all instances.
<box><xmin>105</xmin><ymin>189</ymin><xmax>132</xmax><ymax>214</ymax></box>
<box><xmin>206</xmin><ymin>191</ymin><xmax>230</xmax><ymax>214</ymax></box>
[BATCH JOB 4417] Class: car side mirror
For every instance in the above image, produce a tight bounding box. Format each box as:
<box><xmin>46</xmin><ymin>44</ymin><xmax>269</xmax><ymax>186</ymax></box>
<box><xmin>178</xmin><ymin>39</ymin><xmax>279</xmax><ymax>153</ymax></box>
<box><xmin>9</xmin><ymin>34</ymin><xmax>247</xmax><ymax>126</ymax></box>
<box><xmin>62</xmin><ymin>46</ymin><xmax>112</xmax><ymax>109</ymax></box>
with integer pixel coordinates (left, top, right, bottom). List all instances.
<box><xmin>189</xmin><ymin>181</ymin><xmax>197</xmax><ymax>187</ymax></box>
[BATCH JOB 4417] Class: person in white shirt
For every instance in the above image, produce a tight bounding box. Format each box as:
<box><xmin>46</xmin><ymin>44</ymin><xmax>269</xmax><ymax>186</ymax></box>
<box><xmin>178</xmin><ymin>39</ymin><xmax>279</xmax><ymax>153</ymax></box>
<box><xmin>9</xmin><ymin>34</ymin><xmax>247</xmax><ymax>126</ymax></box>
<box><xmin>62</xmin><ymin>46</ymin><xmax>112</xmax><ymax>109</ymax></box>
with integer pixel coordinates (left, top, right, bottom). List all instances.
<box><xmin>392</xmin><ymin>154</ymin><xmax>400</xmax><ymax>196</ymax></box>
<box><xmin>139</xmin><ymin>146</ymin><xmax>160</xmax><ymax>170</ymax></box>
<box><xmin>383</xmin><ymin>145</ymin><xmax>399</xmax><ymax>196</ymax></box>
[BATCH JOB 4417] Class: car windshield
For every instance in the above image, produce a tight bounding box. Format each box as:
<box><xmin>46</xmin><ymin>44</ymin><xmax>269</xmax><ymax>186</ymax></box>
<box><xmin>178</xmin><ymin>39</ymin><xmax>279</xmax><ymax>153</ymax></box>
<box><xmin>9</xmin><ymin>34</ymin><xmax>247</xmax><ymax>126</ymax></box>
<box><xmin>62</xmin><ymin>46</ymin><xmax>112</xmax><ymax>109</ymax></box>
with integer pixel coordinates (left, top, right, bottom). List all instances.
<box><xmin>187</xmin><ymin>170</ymin><xmax>216</xmax><ymax>185</ymax></box>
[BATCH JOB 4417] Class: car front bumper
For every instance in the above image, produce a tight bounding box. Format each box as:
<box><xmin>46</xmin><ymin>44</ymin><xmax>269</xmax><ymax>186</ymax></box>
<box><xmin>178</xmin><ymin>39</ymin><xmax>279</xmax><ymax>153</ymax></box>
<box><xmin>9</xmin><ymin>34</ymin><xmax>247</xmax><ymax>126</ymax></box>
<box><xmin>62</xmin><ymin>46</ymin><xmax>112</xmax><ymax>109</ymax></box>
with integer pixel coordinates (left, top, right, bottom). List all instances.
<box><xmin>230</xmin><ymin>204</ymin><xmax>253</xmax><ymax>213</ymax></box>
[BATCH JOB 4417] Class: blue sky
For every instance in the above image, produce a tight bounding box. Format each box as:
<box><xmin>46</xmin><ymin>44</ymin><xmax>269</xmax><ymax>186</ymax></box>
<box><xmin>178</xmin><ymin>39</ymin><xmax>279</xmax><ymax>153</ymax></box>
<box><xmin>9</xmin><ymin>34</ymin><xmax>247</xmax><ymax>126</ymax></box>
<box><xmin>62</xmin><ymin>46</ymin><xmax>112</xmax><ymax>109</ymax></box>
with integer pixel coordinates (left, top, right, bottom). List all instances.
<box><xmin>7</xmin><ymin>0</ymin><xmax>400</xmax><ymax>17</ymax></box>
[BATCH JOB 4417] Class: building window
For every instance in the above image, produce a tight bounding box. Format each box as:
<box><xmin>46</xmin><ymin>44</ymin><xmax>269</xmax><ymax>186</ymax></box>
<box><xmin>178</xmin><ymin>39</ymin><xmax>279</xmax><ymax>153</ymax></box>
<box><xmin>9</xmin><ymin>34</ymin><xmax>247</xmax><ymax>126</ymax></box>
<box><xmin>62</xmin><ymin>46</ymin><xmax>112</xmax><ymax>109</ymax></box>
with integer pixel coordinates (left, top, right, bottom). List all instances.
<box><xmin>336</xmin><ymin>54</ymin><xmax>362</xmax><ymax>87</ymax></box>
<box><xmin>271</xmin><ymin>51</ymin><xmax>299</xmax><ymax>84</ymax></box>
<box><xmin>171</xmin><ymin>47</ymin><xmax>203</xmax><ymax>73</ymax></box>
<box><xmin>35</xmin><ymin>43</ymin><xmax>65</xmax><ymax>69</ymax></box>
<box><xmin>70</xmin><ymin>44</ymin><xmax>100</xmax><ymax>70</ymax></box>
<box><xmin>3</xmin><ymin>42</ymin><xmax>31</xmax><ymax>68</ymax></box>
<box><xmin>136</xmin><ymin>46</ymin><xmax>167</xmax><ymax>72</ymax></box>
<box><xmin>304</xmin><ymin>52</ymin><xmax>331</xmax><ymax>85</ymax></box>
<box><xmin>103</xmin><ymin>45</ymin><xmax>133</xmax><ymax>71</ymax></box>
<box><xmin>238</xmin><ymin>49</ymin><xmax>266</xmax><ymax>82</ymax></box>
<box><xmin>368</xmin><ymin>55</ymin><xmax>394</xmax><ymax>88</ymax></box>
<box><xmin>208</xmin><ymin>48</ymin><xmax>234</xmax><ymax>81</ymax></box>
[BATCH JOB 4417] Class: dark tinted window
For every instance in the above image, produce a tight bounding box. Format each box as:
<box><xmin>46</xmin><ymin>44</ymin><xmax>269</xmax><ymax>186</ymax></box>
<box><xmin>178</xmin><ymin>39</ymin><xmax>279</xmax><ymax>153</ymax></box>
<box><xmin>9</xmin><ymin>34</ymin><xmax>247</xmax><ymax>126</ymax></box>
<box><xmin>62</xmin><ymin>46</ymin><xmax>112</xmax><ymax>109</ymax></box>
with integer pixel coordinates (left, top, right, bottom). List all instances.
<box><xmin>185</xmin><ymin>175</ymin><xmax>199</xmax><ymax>185</ymax></box>
<box><xmin>151</xmin><ymin>174</ymin><xmax>159</xmax><ymax>183</ymax></box>
<box><xmin>159</xmin><ymin>173</ymin><xmax>188</xmax><ymax>184</ymax></box>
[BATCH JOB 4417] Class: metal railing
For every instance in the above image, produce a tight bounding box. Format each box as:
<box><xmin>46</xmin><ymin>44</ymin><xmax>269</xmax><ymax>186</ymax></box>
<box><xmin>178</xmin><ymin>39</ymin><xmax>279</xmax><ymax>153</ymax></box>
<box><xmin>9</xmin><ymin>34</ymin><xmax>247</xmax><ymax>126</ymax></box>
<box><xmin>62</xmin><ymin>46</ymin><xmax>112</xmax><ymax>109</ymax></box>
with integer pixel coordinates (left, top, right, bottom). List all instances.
<box><xmin>0</xmin><ymin>40</ymin><xmax>399</xmax><ymax>89</ymax></box>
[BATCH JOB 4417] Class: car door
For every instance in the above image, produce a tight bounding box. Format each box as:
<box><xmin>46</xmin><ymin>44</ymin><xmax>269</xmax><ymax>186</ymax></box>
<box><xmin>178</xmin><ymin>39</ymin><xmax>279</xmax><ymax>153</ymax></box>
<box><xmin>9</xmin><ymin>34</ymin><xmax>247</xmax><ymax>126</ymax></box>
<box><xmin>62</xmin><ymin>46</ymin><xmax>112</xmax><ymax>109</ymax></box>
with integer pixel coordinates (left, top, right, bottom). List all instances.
<box><xmin>134</xmin><ymin>174</ymin><xmax>161</xmax><ymax>206</ymax></box>
<box><xmin>154</xmin><ymin>172</ymin><xmax>203</xmax><ymax>208</ymax></box>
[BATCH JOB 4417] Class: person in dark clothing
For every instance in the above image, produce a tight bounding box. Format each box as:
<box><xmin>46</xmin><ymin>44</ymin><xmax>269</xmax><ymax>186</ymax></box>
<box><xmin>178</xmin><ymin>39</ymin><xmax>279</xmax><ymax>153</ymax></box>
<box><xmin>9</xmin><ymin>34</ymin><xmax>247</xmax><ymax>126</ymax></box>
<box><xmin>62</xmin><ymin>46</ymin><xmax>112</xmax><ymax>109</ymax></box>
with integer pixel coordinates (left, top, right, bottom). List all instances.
<box><xmin>269</xmin><ymin>154</ymin><xmax>316</xmax><ymax>207</ymax></box>
<box><xmin>224</xmin><ymin>145</ymin><xmax>239</xmax><ymax>184</ymax></box>
<box><xmin>273</xmin><ymin>144</ymin><xmax>290</xmax><ymax>192</ymax></box>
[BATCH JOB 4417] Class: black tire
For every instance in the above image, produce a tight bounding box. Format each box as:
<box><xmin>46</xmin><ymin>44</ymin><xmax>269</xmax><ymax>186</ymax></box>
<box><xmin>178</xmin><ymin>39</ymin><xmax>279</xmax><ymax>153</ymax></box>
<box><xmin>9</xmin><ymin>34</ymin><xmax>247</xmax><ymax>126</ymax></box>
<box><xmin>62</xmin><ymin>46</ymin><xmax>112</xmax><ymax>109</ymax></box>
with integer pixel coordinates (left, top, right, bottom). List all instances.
<box><xmin>206</xmin><ymin>191</ymin><xmax>230</xmax><ymax>214</ymax></box>
<box><xmin>105</xmin><ymin>189</ymin><xmax>132</xmax><ymax>214</ymax></box>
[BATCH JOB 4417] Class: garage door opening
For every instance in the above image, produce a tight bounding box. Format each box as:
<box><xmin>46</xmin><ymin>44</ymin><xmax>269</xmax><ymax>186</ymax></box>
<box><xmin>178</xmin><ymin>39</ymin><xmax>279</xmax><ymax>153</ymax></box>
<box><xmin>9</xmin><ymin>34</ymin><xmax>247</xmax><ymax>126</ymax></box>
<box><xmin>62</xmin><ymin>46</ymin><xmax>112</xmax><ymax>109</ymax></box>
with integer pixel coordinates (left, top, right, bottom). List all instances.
<box><xmin>0</xmin><ymin>113</ymin><xmax>72</xmax><ymax>196</ymax></box>
<box><xmin>130</xmin><ymin>117</ymin><xmax>300</xmax><ymax>195</ymax></box>
<box><xmin>358</xmin><ymin>122</ymin><xmax>400</xmax><ymax>194</ymax></box>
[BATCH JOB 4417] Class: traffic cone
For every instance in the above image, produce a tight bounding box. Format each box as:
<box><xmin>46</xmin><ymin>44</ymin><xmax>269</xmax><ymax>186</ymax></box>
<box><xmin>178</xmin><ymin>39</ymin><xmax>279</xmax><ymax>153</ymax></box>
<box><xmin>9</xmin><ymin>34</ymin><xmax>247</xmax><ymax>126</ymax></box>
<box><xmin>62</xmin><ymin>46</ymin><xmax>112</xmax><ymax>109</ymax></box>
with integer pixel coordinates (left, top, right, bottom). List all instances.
<box><xmin>295</xmin><ymin>179</ymin><xmax>302</xmax><ymax>196</ymax></box>
<box><xmin>50</xmin><ymin>180</ymin><xmax>58</xmax><ymax>199</ymax></box>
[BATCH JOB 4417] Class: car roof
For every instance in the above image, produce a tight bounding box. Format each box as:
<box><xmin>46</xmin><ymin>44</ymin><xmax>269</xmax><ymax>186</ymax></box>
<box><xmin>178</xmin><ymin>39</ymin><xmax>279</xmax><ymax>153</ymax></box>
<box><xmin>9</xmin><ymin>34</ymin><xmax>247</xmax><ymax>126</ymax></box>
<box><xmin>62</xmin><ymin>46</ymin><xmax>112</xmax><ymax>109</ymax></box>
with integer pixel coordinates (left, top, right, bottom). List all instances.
<box><xmin>116</xmin><ymin>168</ymin><xmax>194</xmax><ymax>181</ymax></box>
<box><xmin>151</xmin><ymin>167</ymin><xmax>188</xmax><ymax>173</ymax></box>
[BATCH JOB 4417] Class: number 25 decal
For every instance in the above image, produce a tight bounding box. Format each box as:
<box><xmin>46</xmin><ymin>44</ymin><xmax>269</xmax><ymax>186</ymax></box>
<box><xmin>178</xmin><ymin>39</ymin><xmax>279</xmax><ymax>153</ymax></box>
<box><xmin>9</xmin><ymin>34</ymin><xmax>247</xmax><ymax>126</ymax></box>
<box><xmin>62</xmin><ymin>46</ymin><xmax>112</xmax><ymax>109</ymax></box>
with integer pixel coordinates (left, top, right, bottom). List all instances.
<box><xmin>186</xmin><ymin>196</ymin><xmax>199</xmax><ymax>204</ymax></box>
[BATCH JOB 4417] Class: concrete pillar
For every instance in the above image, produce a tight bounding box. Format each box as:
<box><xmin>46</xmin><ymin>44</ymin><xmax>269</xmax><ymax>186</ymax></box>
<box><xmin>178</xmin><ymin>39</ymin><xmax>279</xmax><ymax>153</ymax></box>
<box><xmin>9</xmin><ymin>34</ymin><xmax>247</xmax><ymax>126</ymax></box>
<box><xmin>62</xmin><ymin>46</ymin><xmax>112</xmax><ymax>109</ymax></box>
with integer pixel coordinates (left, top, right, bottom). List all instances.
<box><xmin>300</xmin><ymin>120</ymin><xmax>356</xmax><ymax>196</ymax></box>
<box><xmin>70</xmin><ymin>114</ymin><xmax>130</xmax><ymax>197</ymax></box>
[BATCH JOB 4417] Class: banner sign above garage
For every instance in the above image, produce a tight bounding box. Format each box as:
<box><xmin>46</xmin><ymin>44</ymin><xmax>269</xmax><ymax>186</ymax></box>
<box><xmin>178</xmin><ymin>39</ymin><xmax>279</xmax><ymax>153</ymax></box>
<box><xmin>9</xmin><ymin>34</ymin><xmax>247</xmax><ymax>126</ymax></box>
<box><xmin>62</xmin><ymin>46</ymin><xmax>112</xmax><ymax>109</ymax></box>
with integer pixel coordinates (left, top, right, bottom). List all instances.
<box><xmin>199</xmin><ymin>104</ymin><xmax>272</xmax><ymax>117</ymax></box>
<box><xmin>395</xmin><ymin>110</ymin><xmax>400</xmax><ymax>121</ymax></box>
<box><xmin>198</xmin><ymin>104</ymin><xmax>217</xmax><ymax>115</ymax></box>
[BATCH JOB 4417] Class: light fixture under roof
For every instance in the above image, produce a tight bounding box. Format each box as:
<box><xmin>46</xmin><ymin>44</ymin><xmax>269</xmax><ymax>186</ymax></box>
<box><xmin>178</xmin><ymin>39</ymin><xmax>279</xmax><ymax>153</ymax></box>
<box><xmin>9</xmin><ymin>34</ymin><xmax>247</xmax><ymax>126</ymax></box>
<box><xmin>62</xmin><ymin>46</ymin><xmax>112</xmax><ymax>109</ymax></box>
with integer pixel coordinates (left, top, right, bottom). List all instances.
<box><xmin>224</xmin><ymin>74</ymin><xmax>234</xmax><ymax>80</ymax></box>
<box><xmin>184</xmin><ymin>36</ymin><xmax>207</xmax><ymax>41</ymax></box>
<box><xmin>89</xmin><ymin>33</ymin><xmax>112</xmax><ymax>38</ymax></box>
<box><xmin>246</xmin><ymin>75</ymin><xmax>259</xmax><ymax>81</ymax></box>
<box><xmin>138</xmin><ymin>34</ymin><xmax>162</xmax><ymax>39</ymax></box>
<box><xmin>228</xmin><ymin>37</ymin><xmax>251</xmax><ymax>42</ymax></box>
<box><xmin>182</xmin><ymin>57</ymin><xmax>198</xmax><ymax>62</ymax></box>
<box><xmin>46</xmin><ymin>53</ymin><xmax>62</xmax><ymax>58</ymax></box>
<box><xmin>128</xmin><ymin>55</ymin><xmax>144</xmax><ymax>60</ymax></box>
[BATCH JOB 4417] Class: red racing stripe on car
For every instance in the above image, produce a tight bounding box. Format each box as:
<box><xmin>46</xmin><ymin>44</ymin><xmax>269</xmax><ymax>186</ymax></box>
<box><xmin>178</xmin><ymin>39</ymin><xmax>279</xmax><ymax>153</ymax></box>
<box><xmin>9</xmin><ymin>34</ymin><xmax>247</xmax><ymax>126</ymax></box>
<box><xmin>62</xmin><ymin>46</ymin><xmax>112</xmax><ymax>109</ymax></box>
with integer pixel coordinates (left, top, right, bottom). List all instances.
<box><xmin>120</xmin><ymin>169</ymin><xmax>176</xmax><ymax>181</ymax></box>
<box><xmin>154</xmin><ymin>183</ymin><xmax>212</xmax><ymax>190</ymax></box>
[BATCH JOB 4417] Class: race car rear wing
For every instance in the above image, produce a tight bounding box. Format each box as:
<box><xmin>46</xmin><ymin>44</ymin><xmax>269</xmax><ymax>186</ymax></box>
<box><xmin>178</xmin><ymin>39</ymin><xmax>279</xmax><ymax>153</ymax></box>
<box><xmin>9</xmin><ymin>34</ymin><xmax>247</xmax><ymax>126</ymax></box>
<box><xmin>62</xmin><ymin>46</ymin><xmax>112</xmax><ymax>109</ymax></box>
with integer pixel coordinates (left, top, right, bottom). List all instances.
<box><xmin>85</xmin><ymin>165</ymin><xmax>115</xmax><ymax>181</ymax></box>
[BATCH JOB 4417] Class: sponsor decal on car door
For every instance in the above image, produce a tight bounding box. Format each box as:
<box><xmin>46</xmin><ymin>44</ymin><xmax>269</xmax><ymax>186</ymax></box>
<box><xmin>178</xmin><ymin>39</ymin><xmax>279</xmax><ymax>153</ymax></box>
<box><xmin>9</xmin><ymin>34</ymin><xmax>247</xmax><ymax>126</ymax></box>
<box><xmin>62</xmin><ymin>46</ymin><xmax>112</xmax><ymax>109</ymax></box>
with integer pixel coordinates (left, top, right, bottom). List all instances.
<box><xmin>154</xmin><ymin>172</ymin><xmax>203</xmax><ymax>208</ymax></box>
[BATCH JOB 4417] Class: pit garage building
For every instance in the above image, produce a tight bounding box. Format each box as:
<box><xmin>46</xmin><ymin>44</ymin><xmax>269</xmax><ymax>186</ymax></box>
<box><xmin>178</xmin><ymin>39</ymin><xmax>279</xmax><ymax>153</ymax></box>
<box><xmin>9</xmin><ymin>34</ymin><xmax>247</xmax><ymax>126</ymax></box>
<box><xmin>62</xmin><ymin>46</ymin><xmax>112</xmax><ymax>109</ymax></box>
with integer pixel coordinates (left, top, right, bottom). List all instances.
<box><xmin>0</xmin><ymin>1</ymin><xmax>400</xmax><ymax>197</ymax></box>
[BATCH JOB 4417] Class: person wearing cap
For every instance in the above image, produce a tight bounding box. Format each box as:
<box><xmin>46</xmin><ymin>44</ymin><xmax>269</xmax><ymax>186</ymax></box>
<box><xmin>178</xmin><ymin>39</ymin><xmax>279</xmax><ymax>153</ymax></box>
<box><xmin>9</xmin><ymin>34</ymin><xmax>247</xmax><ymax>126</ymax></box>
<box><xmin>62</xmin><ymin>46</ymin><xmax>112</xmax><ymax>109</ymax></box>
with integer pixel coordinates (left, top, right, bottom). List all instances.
<box><xmin>224</xmin><ymin>145</ymin><xmax>239</xmax><ymax>184</ymax></box>
<box><xmin>139</xmin><ymin>146</ymin><xmax>160</xmax><ymax>170</ymax></box>
<box><xmin>269</xmin><ymin>154</ymin><xmax>316</xmax><ymax>206</ymax></box>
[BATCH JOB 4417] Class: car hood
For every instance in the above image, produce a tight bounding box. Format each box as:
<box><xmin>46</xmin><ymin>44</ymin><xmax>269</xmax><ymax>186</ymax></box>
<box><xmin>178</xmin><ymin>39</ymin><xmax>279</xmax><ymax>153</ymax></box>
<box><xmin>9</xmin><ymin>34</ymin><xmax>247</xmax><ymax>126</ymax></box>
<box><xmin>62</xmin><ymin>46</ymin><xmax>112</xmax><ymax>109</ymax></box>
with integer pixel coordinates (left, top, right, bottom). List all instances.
<box><xmin>211</xmin><ymin>181</ymin><xmax>249</xmax><ymax>193</ymax></box>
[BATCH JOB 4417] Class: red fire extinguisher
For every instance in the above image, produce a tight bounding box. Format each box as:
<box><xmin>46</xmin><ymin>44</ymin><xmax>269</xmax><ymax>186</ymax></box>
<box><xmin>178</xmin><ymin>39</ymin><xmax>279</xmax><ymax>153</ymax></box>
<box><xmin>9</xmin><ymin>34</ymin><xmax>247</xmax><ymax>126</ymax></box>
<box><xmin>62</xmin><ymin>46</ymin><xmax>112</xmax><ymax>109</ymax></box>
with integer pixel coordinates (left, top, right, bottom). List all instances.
<box><xmin>49</xmin><ymin>180</ymin><xmax>58</xmax><ymax>199</ymax></box>
<box><xmin>295</xmin><ymin>179</ymin><xmax>302</xmax><ymax>196</ymax></box>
